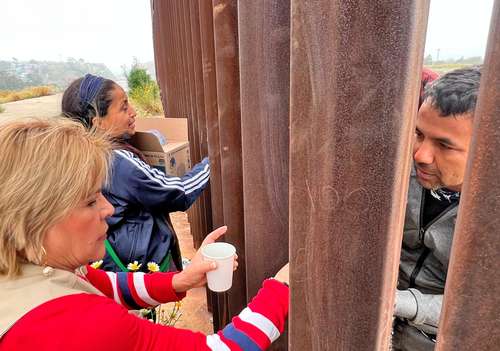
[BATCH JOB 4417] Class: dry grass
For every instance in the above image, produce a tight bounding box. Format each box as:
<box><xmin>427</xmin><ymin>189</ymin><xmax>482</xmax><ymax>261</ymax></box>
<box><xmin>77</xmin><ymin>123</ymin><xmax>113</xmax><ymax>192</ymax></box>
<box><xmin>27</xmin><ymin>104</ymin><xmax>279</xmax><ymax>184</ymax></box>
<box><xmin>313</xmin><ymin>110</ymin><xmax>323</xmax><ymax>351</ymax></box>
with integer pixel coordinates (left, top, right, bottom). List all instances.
<box><xmin>0</xmin><ymin>86</ymin><xmax>55</xmax><ymax>104</ymax></box>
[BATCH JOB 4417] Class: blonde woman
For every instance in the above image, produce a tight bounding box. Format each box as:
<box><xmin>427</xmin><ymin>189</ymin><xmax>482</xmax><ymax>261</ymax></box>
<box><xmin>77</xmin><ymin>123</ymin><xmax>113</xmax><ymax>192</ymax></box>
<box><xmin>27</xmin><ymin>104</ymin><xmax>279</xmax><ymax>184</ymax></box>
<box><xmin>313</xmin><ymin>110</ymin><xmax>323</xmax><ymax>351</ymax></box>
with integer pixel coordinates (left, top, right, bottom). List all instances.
<box><xmin>0</xmin><ymin>118</ymin><xmax>289</xmax><ymax>351</ymax></box>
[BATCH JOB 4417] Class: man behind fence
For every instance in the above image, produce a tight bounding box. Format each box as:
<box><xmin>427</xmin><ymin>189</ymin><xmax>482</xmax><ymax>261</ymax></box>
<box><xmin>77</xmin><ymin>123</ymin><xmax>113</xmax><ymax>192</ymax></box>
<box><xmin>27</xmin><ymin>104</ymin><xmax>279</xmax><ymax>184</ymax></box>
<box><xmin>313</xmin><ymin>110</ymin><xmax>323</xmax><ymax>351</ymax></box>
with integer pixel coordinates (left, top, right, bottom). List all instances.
<box><xmin>392</xmin><ymin>67</ymin><xmax>481</xmax><ymax>351</ymax></box>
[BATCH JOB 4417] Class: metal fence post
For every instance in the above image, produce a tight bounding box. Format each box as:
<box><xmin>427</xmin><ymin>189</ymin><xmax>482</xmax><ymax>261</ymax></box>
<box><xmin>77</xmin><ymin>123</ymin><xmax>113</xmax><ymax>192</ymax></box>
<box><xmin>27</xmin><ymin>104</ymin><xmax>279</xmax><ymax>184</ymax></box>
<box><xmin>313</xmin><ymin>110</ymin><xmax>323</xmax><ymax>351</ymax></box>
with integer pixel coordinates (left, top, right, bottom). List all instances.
<box><xmin>436</xmin><ymin>1</ymin><xmax>500</xmax><ymax>349</ymax></box>
<box><xmin>289</xmin><ymin>1</ymin><xmax>429</xmax><ymax>349</ymax></box>
<box><xmin>238</xmin><ymin>1</ymin><xmax>291</xmax><ymax>349</ymax></box>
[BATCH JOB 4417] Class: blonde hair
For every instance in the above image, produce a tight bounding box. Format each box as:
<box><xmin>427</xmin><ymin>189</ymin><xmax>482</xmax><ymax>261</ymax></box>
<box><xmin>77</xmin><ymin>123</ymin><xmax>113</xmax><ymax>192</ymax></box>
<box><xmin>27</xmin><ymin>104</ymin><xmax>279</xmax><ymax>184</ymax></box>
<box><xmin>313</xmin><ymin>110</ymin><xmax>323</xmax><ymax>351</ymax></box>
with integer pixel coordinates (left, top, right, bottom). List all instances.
<box><xmin>0</xmin><ymin>118</ymin><xmax>112</xmax><ymax>277</ymax></box>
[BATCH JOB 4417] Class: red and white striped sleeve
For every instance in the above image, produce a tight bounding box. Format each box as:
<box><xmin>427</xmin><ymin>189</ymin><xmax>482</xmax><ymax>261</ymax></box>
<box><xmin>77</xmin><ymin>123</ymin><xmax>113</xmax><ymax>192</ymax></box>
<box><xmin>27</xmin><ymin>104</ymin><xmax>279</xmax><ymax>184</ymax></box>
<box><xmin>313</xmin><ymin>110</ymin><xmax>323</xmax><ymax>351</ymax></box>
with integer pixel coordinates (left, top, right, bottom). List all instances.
<box><xmin>67</xmin><ymin>271</ymin><xmax>288</xmax><ymax>351</ymax></box>
<box><xmin>81</xmin><ymin>266</ymin><xmax>186</xmax><ymax>309</ymax></box>
<box><xmin>206</xmin><ymin>279</ymin><xmax>289</xmax><ymax>351</ymax></box>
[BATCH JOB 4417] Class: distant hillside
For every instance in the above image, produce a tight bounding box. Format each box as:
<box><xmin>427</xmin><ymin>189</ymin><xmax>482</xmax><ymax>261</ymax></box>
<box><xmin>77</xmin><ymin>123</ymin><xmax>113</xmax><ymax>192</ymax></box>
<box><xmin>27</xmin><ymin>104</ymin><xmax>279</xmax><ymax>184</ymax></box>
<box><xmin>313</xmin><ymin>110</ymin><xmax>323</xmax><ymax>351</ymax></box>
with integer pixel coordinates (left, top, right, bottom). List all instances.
<box><xmin>0</xmin><ymin>59</ymin><xmax>116</xmax><ymax>90</ymax></box>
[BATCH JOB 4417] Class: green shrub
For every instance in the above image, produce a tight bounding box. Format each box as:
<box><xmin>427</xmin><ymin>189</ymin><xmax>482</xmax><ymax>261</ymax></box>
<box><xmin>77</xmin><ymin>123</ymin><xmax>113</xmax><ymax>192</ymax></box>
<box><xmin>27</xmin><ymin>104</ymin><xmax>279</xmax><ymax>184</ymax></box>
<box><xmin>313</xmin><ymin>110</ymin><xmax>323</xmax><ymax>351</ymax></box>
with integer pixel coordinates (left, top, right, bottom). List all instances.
<box><xmin>0</xmin><ymin>104</ymin><xmax>4</xmax><ymax>114</ymax></box>
<box><xmin>130</xmin><ymin>81</ymin><xmax>163</xmax><ymax>116</ymax></box>
<box><xmin>127</xmin><ymin>66</ymin><xmax>154</xmax><ymax>93</ymax></box>
<box><xmin>125</xmin><ymin>62</ymin><xmax>163</xmax><ymax>116</ymax></box>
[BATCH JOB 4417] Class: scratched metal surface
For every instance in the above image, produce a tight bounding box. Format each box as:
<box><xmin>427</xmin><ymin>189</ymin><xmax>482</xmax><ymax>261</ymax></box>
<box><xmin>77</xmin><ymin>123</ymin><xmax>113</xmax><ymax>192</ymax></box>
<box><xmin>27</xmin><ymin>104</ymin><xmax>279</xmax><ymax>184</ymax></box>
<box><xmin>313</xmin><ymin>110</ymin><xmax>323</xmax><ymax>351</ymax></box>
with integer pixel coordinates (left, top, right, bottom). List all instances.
<box><xmin>288</xmin><ymin>1</ymin><xmax>430</xmax><ymax>349</ymax></box>
<box><xmin>436</xmin><ymin>2</ymin><xmax>500</xmax><ymax>349</ymax></box>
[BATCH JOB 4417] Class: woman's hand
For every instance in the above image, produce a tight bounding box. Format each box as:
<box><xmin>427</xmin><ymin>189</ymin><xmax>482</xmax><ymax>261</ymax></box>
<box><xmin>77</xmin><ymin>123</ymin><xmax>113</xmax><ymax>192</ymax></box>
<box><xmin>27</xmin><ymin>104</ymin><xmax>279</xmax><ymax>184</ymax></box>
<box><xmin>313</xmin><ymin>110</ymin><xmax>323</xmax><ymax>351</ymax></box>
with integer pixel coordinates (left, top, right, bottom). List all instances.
<box><xmin>273</xmin><ymin>263</ymin><xmax>289</xmax><ymax>285</ymax></box>
<box><xmin>171</xmin><ymin>226</ymin><xmax>238</xmax><ymax>293</ymax></box>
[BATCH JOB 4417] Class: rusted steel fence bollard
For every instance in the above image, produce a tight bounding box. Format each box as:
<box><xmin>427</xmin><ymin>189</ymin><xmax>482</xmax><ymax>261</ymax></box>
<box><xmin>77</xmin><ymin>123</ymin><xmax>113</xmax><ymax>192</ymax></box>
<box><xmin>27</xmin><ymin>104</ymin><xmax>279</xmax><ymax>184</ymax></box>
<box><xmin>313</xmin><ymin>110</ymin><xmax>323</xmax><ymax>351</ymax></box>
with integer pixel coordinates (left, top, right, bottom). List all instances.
<box><xmin>150</xmin><ymin>1</ymin><xmax>500</xmax><ymax>349</ymax></box>
<box><xmin>151</xmin><ymin>0</ymin><xmax>210</xmax><ymax>249</ymax></box>
<box><xmin>436</xmin><ymin>1</ymin><xmax>500</xmax><ymax>349</ymax></box>
<box><xmin>238</xmin><ymin>1</ymin><xmax>291</xmax><ymax>349</ymax></box>
<box><xmin>211</xmin><ymin>0</ymin><xmax>248</xmax><ymax>323</ymax></box>
<box><xmin>238</xmin><ymin>0</ymin><xmax>291</xmax><ymax>306</ymax></box>
<box><xmin>288</xmin><ymin>1</ymin><xmax>429</xmax><ymax>349</ymax></box>
<box><xmin>198</xmin><ymin>0</ymin><xmax>227</xmax><ymax>329</ymax></box>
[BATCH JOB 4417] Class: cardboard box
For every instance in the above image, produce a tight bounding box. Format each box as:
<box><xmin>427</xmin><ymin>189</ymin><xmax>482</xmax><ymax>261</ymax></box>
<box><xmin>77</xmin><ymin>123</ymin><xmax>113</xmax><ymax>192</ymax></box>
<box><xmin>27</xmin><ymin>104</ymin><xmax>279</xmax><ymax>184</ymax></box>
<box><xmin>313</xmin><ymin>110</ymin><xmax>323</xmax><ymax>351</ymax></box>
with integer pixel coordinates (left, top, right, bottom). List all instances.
<box><xmin>130</xmin><ymin>118</ymin><xmax>191</xmax><ymax>177</ymax></box>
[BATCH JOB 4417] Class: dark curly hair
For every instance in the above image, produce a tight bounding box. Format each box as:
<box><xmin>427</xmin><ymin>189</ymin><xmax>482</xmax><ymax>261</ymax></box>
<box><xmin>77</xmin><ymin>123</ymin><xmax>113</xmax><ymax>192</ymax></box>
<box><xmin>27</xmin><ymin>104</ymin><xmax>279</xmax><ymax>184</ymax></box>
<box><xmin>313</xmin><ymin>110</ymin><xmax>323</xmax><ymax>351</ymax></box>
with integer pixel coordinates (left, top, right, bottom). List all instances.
<box><xmin>423</xmin><ymin>66</ymin><xmax>482</xmax><ymax>117</ymax></box>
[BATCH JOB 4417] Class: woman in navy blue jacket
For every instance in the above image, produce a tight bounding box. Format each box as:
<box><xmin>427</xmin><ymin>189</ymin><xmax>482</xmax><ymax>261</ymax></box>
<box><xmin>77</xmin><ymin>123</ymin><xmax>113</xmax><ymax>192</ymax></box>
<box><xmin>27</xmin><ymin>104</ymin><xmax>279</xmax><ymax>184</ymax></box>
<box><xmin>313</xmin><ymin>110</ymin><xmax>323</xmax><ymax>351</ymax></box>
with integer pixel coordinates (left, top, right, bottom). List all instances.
<box><xmin>62</xmin><ymin>74</ymin><xmax>210</xmax><ymax>272</ymax></box>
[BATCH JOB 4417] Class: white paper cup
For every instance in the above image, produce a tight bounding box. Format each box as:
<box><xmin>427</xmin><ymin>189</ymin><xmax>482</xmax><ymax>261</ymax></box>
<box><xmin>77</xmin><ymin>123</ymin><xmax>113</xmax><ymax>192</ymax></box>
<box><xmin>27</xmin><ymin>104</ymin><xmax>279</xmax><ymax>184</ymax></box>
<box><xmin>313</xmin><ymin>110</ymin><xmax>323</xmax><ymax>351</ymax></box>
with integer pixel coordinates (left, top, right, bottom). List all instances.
<box><xmin>202</xmin><ymin>242</ymin><xmax>236</xmax><ymax>292</ymax></box>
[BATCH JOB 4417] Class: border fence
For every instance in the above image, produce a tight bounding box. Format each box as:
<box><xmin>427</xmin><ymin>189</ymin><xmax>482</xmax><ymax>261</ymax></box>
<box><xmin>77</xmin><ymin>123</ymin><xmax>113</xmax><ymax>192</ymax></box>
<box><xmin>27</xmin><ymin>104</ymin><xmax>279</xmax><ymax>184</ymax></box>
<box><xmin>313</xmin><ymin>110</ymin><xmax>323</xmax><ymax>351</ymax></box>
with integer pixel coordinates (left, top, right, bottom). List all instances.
<box><xmin>151</xmin><ymin>1</ymin><xmax>500</xmax><ymax>349</ymax></box>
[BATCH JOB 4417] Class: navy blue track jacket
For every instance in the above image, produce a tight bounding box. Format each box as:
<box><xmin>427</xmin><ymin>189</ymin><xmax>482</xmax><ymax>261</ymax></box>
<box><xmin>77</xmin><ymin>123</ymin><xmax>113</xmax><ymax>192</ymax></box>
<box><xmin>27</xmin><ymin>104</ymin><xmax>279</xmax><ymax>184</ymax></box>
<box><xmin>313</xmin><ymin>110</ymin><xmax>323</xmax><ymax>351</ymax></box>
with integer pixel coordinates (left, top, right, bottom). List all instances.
<box><xmin>101</xmin><ymin>149</ymin><xmax>210</xmax><ymax>272</ymax></box>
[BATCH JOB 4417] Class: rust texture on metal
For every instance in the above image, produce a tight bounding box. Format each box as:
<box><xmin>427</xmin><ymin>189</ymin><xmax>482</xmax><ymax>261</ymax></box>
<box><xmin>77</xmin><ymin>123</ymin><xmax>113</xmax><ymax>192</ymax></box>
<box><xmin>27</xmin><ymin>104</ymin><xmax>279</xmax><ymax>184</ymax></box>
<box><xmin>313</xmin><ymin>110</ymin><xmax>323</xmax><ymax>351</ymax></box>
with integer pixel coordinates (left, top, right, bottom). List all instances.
<box><xmin>436</xmin><ymin>2</ymin><xmax>500</xmax><ymax>350</ymax></box>
<box><xmin>238</xmin><ymin>2</ymin><xmax>291</xmax><ymax>349</ymax></box>
<box><xmin>212</xmin><ymin>0</ymin><xmax>248</xmax><ymax>321</ymax></box>
<box><xmin>238</xmin><ymin>0</ymin><xmax>291</xmax><ymax>310</ymax></box>
<box><xmin>289</xmin><ymin>1</ymin><xmax>429</xmax><ymax>350</ymax></box>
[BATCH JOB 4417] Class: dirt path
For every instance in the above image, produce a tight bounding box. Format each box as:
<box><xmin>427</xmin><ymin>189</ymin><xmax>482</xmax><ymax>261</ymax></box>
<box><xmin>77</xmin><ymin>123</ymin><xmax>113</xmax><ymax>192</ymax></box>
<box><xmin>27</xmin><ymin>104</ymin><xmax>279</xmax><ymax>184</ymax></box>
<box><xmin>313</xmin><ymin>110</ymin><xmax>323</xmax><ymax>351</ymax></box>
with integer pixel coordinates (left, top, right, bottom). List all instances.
<box><xmin>0</xmin><ymin>93</ymin><xmax>62</xmax><ymax>119</ymax></box>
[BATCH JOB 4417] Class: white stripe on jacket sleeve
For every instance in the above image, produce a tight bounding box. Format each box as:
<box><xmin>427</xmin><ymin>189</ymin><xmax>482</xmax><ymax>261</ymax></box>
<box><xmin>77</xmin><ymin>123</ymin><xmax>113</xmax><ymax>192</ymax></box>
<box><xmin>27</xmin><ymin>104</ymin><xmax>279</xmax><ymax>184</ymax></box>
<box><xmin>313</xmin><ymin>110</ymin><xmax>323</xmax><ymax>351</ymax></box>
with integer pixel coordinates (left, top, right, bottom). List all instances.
<box><xmin>118</xmin><ymin>150</ymin><xmax>209</xmax><ymax>190</ymax></box>
<box><xmin>115</xmin><ymin>150</ymin><xmax>185</xmax><ymax>190</ymax></box>
<box><xmin>122</xmin><ymin>150</ymin><xmax>186</xmax><ymax>186</ymax></box>
<box><xmin>105</xmin><ymin>271</ymin><xmax>122</xmax><ymax>305</ymax></box>
<box><xmin>182</xmin><ymin>163</ymin><xmax>210</xmax><ymax>187</ymax></box>
<box><xmin>132</xmin><ymin>272</ymin><xmax>161</xmax><ymax>306</ymax></box>
<box><xmin>238</xmin><ymin>307</ymin><xmax>280</xmax><ymax>342</ymax></box>
<box><xmin>114</xmin><ymin>150</ymin><xmax>209</xmax><ymax>192</ymax></box>
<box><xmin>185</xmin><ymin>171</ymin><xmax>210</xmax><ymax>194</ymax></box>
<box><xmin>206</xmin><ymin>334</ymin><xmax>231</xmax><ymax>351</ymax></box>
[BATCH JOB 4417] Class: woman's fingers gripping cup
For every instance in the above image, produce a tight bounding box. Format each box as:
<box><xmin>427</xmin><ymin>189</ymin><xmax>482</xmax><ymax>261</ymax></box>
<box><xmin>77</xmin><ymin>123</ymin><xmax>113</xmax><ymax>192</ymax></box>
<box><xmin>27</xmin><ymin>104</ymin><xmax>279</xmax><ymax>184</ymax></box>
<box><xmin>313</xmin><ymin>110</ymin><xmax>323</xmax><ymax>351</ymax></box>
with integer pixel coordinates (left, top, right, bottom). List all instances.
<box><xmin>202</xmin><ymin>241</ymin><xmax>236</xmax><ymax>292</ymax></box>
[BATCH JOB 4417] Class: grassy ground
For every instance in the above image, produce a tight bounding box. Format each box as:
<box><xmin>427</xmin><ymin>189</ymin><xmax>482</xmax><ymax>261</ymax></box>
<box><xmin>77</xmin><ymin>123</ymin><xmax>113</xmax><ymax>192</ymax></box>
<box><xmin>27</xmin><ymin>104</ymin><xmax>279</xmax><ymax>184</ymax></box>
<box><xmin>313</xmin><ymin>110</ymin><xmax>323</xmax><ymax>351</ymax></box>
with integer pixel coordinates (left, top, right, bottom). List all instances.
<box><xmin>0</xmin><ymin>86</ymin><xmax>55</xmax><ymax>104</ymax></box>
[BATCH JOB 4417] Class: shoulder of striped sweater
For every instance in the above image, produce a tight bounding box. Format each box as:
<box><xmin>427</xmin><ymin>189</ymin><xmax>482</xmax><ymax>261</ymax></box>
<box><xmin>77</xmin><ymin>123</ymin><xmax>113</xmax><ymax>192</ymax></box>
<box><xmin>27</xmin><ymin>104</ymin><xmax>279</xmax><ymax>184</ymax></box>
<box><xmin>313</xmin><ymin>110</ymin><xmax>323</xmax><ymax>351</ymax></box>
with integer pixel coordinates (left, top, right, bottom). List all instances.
<box><xmin>112</xmin><ymin>150</ymin><xmax>142</xmax><ymax>170</ymax></box>
<box><xmin>113</xmin><ymin>149</ymin><xmax>135</xmax><ymax>159</ymax></box>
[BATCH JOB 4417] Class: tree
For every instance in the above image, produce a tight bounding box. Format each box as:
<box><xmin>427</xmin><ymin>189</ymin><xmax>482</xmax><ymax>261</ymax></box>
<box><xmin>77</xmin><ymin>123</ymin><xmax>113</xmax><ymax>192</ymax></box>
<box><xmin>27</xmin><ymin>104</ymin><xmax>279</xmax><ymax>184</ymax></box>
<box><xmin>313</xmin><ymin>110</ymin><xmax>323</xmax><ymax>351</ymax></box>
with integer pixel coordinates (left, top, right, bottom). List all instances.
<box><xmin>127</xmin><ymin>65</ymin><xmax>154</xmax><ymax>93</ymax></box>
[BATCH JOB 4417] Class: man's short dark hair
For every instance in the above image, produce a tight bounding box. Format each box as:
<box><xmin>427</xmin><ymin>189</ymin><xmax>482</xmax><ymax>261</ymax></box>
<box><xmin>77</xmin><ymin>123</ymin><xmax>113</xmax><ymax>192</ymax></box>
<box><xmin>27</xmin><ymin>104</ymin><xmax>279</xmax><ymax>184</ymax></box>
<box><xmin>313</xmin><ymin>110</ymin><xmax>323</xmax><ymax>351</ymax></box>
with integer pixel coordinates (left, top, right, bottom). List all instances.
<box><xmin>423</xmin><ymin>66</ymin><xmax>481</xmax><ymax>117</ymax></box>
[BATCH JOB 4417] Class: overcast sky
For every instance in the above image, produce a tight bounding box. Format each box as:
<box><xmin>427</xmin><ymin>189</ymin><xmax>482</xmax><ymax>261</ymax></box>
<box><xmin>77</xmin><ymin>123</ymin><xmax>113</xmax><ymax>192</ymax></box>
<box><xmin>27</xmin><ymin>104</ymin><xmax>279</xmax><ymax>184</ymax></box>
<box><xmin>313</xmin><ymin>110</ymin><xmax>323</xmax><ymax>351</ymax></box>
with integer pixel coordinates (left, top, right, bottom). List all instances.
<box><xmin>1</xmin><ymin>0</ymin><xmax>155</xmax><ymax>74</ymax></box>
<box><xmin>0</xmin><ymin>0</ymin><xmax>494</xmax><ymax>74</ymax></box>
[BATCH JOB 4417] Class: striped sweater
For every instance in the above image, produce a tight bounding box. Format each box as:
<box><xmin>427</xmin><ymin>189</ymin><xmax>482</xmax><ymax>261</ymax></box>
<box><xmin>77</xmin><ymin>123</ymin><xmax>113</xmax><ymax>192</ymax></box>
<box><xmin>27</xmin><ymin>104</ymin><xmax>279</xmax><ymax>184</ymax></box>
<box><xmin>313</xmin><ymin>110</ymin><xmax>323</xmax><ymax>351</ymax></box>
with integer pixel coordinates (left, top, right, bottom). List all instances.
<box><xmin>83</xmin><ymin>265</ymin><xmax>186</xmax><ymax>309</ymax></box>
<box><xmin>0</xmin><ymin>267</ymin><xmax>288</xmax><ymax>351</ymax></box>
